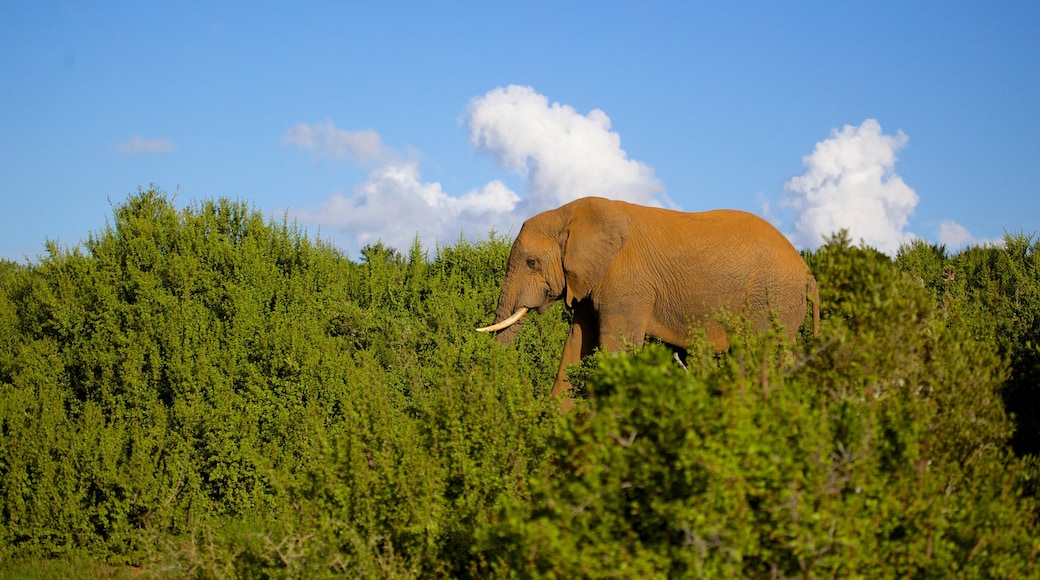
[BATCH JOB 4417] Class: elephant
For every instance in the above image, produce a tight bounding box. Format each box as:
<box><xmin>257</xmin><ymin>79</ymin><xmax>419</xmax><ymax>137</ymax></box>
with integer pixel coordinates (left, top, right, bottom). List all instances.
<box><xmin>477</xmin><ymin>196</ymin><xmax>819</xmax><ymax>408</ymax></box>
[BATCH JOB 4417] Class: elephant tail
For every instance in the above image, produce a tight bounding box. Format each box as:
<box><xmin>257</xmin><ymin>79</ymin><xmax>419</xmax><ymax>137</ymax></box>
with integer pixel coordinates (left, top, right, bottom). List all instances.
<box><xmin>807</xmin><ymin>276</ymin><xmax>821</xmax><ymax>336</ymax></box>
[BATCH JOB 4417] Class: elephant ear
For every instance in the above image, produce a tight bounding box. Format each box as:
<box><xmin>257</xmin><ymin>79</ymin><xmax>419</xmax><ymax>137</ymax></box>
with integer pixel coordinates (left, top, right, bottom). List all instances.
<box><xmin>562</xmin><ymin>201</ymin><xmax>630</xmax><ymax>306</ymax></box>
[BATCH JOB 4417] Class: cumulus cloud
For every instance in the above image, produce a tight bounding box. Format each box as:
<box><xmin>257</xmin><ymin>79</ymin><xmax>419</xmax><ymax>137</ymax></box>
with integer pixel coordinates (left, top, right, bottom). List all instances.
<box><xmin>116</xmin><ymin>136</ymin><xmax>176</xmax><ymax>155</ymax></box>
<box><xmin>293</xmin><ymin>161</ymin><xmax>520</xmax><ymax>251</ymax></box>
<box><xmin>467</xmin><ymin>85</ymin><xmax>664</xmax><ymax>211</ymax></box>
<box><xmin>938</xmin><ymin>220</ymin><xmax>973</xmax><ymax>249</ymax></box>
<box><xmin>282</xmin><ymin>121</ymin><xmax>396</xmax><ymax>165</ymax></box>
<box><xmin>287</xmin><ymin>86</ymin><xmax>665</xmax><ymax>255</ymax></box>
<box><xmin>937</xmin><ymin>220</ymin><xmax>1003</xmax><ymax>249</ymax></box>
<box><xmin>783</xmin><ymin>119</ymin><xmax>918</xmax><ymax>255</ymax></box>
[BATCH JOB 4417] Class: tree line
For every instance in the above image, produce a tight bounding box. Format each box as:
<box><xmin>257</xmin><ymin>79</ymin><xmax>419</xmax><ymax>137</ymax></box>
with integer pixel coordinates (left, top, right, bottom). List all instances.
<box><xmin>0</xmin><ymin>187</ymin><xmax>1037</xmax><ymax>577</ymax></box>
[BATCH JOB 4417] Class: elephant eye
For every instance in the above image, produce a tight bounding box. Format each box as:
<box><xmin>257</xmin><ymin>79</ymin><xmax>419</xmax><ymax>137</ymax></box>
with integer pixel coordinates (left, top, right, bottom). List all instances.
<box><xmin>526</xmin><ymin>258</ymin><xmax>538</xmax><ymax>269</ymax></box>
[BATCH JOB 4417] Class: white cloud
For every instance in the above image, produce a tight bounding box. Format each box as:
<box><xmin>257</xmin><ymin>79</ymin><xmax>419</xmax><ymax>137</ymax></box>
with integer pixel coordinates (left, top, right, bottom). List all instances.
<box><xmin>937</xmin><ymin>220</ymin><xmax>1004</xmax><ymax>249</ymax></box>
<box><xmin>937</xmin><ymin>220</ymin><xmax>973</xmax><ymax>249</ymax></box>
<box><xmin>282</xmin><ymin>121</ymin><xmax>396</xmax><ymax>165</ymax></box>
<box><xmin>287</xmin><ymin>86</ymin><xmax>665</xmax><ymax>255</ymax></box>
<box><xmin>116</xmin><ymin>136</ymin><xmax>176</xmax><ymax>155</ymax></box>
<box><xmin>293</xmin><ymin>160</ymin><xmax>521</xmax><ymax>252</ymax></box>
<box><xmin>467</xmin><ymin>85</ymin><xmax>665</xmax><ymax>211</ymax></box>
<box><xmin>783</xmin><ymin>119</ymin><xmax>918</xmax><ymax>255</ymax></box>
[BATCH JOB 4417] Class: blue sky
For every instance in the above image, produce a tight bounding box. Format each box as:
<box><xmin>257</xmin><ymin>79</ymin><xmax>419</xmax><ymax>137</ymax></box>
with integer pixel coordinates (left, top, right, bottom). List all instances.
<box><xmin>2</xmin><ymin>1</ymin><xmax>1038</xmax><ymax>261</ymax></box>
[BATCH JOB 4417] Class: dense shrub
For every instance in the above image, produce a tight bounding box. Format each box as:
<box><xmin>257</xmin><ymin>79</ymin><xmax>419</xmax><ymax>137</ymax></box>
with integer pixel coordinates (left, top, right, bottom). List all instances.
<box><xmin>897</xmin><ymin>234</ymin><xmax>1040</xmax><ymax>456</ymax></box>
<box><xmin>0</xmin><ymin>188</ymin><xmax>561</xmax><ymax>576</ymax></box>
<box><xmin>478</xmin><ymin>235</ymin><xmax>1038</xmax><ymax>577</ymax></box>
<box><xmin>0</xmin><ymin>189</ymin><xmax>1037</xmax><ymax>577</ymax></box>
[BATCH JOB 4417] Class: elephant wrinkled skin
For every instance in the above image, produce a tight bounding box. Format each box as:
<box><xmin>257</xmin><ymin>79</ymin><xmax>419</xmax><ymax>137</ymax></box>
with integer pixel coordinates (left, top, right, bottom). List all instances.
<box><xmin>479</xmin><ymin>196</ymin><xmax>819</xmax><ymax>409</ymax></box>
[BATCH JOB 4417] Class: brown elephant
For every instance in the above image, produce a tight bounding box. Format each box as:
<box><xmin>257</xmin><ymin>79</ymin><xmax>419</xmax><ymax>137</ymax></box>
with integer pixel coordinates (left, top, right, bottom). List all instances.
<box><xmin>477</xmin><ymin>196</ymin><xmax>819</xmax><ymax>408</ymax></box>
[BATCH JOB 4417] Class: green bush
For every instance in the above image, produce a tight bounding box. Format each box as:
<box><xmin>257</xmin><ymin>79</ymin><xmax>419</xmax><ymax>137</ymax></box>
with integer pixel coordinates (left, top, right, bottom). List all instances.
<box><xmin>897</xmin><ymin>234</ymin><xmax>1040</xmax><ymax>456</ymax></box>
<box><xmin>0</xmin><ymin>189</ymin><xmax>1037</xmax><ymax>577</ymax></box>
<box><xmin>479</xmin><ymin>234</ymin><xmax>1038</xmax><ymax>577</ymax></box>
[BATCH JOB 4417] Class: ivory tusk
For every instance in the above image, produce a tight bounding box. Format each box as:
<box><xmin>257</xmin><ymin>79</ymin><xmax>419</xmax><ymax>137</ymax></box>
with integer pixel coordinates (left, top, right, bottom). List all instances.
<box><xmin>475</xmin><ymin>307</ymin><xmax>529</xmax><ymax>332</ymax></box>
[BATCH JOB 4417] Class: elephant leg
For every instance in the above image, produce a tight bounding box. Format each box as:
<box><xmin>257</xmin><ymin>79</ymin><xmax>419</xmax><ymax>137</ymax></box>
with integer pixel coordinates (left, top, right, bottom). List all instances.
<box><xmin>597</xmin><ymin>307</ymin><xmax>649</xmax><ymax>352</ymax></box>
<box><xmin>551</xmin><ymin>300</ymin><xmax>599</xmax><ymax>409</ymax></box>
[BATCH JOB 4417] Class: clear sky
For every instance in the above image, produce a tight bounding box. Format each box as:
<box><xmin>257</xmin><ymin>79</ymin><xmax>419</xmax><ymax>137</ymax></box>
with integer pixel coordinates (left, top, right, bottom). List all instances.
<box><xmin>2</xmin><ymin>1</ymin><xmax>1038</xmax><ymax>261</ymax></box>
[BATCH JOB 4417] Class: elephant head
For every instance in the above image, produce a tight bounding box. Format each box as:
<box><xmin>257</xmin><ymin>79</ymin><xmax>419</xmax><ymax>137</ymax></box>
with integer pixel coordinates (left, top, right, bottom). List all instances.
<box><xmin>477</xmin><ymin>199</ymin><xmax>630</xmax><ymax>344</ymax></box>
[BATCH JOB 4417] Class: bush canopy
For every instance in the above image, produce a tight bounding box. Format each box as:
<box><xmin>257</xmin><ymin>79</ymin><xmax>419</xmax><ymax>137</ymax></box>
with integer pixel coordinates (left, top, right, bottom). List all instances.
<box><xmin>0</xmin><ymin>188</ymin><xmax>1037</xmax><ymax>577</ymax></box>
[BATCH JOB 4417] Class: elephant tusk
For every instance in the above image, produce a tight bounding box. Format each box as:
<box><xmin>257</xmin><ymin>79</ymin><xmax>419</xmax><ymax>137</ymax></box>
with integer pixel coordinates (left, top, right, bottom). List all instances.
<box><xmin>476</xmin><ymin>307</ymin><xmax>529</xmax><ymax>333</ymax></box>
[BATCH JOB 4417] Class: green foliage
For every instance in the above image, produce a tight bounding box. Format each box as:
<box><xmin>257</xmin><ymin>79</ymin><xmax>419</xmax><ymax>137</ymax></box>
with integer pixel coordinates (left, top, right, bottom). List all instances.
<box><xmin>0</xmin><ymin>187</ymin><xmax>560</xmax><ymax>576</ymax></box>
<box><xmin>481</xmin><ymin>234</ymin><xmax>1038</xmax><ymax>577</ymax></box>
<box><xmin>0</xmin><ymin>191</ymin><xmax>1037</xmax><ymax>577</ymax></box>
<box><xmin>897</xmin><ymin>233</ymin><xmax>1040</xmax><ymax>456</ymax></box>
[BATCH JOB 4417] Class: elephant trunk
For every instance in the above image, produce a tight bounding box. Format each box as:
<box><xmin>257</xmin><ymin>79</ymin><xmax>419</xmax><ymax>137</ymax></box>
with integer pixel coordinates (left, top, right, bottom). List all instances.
<box><xmin>492</xmin><ymin>315</ymin><xmax>525</xmax><ymax>345</ymax></box>
<box><xmin>477</xmin><ymin>285</ymin><xmax>529</xmax><ymax>345</ymax></box>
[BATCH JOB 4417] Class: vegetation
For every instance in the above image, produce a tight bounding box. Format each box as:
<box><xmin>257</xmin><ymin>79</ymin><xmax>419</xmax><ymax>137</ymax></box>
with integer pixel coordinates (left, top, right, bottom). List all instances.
<box><xmin>1</xmin><ymin>187</ymin><xmax>1037</xmax><ymax>577</ymax></box>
